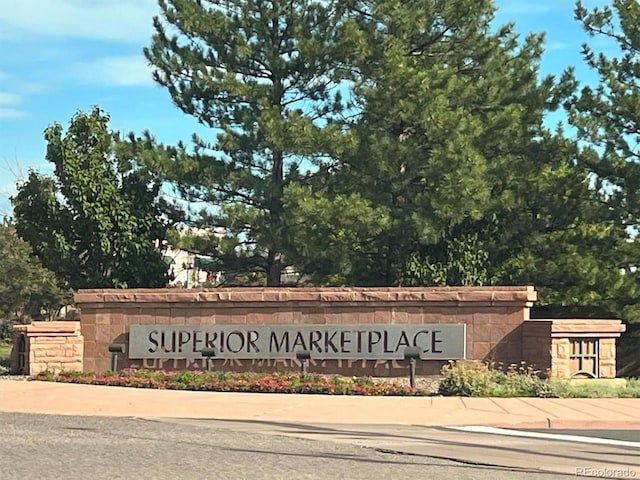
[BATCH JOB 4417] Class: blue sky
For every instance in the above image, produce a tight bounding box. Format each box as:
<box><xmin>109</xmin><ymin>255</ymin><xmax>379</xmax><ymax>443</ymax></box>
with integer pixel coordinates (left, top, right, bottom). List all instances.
<box><xmin>0</xmin><ymin>0</ymin><xmax>612</xmax><ymax>217</ymax></box>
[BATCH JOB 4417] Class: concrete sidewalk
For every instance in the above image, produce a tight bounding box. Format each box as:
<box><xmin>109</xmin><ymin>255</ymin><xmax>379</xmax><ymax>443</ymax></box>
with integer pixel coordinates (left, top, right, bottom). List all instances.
<box><xmin>1</xmin><ymin>379</ymin><xmax>640</xmax><ymax>429</ymax></box>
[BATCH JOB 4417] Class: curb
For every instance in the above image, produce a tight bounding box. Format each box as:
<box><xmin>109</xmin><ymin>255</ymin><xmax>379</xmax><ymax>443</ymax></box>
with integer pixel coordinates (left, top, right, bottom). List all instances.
<box><xmin>494</xmin><ymin>419</ymin><xmax>640</xmax><ymax>430</ymax></box>
<box><xmin>446</xmin><ymin>426</ymin><xmax>640</xmax><ymax>449</ymax></box>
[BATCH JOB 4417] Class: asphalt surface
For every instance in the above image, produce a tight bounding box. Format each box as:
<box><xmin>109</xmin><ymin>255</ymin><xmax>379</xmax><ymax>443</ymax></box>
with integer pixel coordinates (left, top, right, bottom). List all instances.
<box><xmin>0</xmin><ymin>412</ymin><xmax>572</xmax><ymax>480</ymax></box>
<box><xmin>153</xmin><ymin>418</ymin><xmax>640</xmax><ymax>478</ymax></box>
<box><xmin>2</xmin><ymin>381</ymin><xmax>640</xmax><ymax>478</ymax></box>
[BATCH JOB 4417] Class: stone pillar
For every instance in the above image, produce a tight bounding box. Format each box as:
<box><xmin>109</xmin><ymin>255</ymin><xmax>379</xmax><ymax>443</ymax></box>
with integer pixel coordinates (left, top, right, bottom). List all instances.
<box><xmin>550</xmin><ymin>338</ymin><xmax>571</xmax><ymax>379</ymax></box>
<box><xmin>522</xmin><ymin>320</ymin><xmax>552</xmax><ymax>376</ymax></box>
<box><xmin>598</xmin><ymin>338</ymin><xmax>618</xmax><ymax>379</ymax></box>
<box><xmin>523</xmin><ymin>319</ymin><xmax>626</xmax><ymax>379</ymax></box>
<box><xmin>524</xmin><ymin>318</ymin><xmax>626</xmax><ymax>379</ymax></box>
<box><xmin>10</xmin><ymin>321</ymin><xmax>84</xmax><ymax>375</ymax></box>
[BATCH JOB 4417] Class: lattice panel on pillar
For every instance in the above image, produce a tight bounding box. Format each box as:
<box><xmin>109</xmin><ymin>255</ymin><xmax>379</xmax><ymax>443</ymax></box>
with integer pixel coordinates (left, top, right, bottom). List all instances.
<box><xmin>569</xmin><ymin>338</ymin><xmax>599</xmax><ymax>378</ymax></box>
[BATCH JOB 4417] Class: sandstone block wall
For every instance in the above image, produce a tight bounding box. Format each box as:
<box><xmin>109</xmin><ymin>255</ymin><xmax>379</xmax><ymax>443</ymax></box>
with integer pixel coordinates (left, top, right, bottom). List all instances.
<box><xmin>11</xmin><ymin>321</ymin><xmax>84</xmax><ymax>375</ymax></box>
<box><xmin>523</xmin><ymin>319</ymin><xmax>625</xmax><ymax>379</ymax></box>
<box><xmin>74</xmin><ymin>286</ymin><xmax>537</xmax><ymax>376</ymax></box>
<box><xmin>522</xmin><ymin>320</ymin><xmax>552</xmax><ymax>374</ymax></box>
<box><xmin>11</xmin><ymin>289</ymin><xmax>624</xmax><ymax>380</ymax></box>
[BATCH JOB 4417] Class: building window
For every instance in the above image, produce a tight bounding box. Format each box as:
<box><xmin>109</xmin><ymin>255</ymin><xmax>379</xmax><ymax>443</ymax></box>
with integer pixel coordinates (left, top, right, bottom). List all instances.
<box><xmin>569</xmin><ymin>338</ymin><xmax>599</xmax><ymax>378</ymax></box>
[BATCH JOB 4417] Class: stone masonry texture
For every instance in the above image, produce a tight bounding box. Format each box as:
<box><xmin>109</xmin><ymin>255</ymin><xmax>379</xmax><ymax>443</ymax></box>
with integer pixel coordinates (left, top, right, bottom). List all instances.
<box><xmin>10</xmin><ymin>322</ymin><xmax>84</xmax><ymax>375</ymax></box>
<box><xmin>12</xmin><ymin>287</ymin><xmax>627</xmax><ymax>378</ymax></box>
<box><xmin>75</xmin><ymin>286</ymin><xmax>538</xmax><ymax>376</ymax></box>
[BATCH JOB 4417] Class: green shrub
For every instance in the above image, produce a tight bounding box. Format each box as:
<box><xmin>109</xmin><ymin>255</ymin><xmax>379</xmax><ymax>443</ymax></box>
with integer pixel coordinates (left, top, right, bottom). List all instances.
<box><xmin>439</xmin><ymin>360</ymin><xmax>560</xmax><ymax>397</ymax></box>
<box><xmin>438</xmin><ymin>361</ymin><xmax>640</xmax><ymax>398</ymax></box>
<box><xmin>493</xmin><ymin>363</ymin><xmax>558</xmax><ymax>398</ymax></box>
<box><xmin>438</xmin><ymin>360</ymin><xmax>500</xmax><ymax>396</ymax></box>
<box><xmin>622</xmin><ymin>378</ymin><xmax>640</xmax><ymax>397</ymax></box>
<box><xmin>0</xmin><ymin>356</ymin><xmax>10</xmax><ymax>368</ymax></box>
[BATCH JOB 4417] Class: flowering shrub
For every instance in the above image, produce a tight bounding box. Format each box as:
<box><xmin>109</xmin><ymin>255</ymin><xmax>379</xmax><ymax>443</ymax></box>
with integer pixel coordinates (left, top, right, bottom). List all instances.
<box><xmin>31</xmin><ymin>369</ymin><xmax>427</xmax><ymax>396</ymax></box>
<box><xmin>30</xmin><ymin>367</ymin><xmax>640</xmax><ymax>397</ymax></box>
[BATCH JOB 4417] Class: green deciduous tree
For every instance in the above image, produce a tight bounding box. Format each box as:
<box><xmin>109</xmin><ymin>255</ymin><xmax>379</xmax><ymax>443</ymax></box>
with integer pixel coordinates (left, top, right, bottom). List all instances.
<box><xmin>144</xmin><ymin>0</ymin><xmax>352</xmax><ymax>285</ymax></box>
<box><xmin>12</xmin><ymin>108</ymin><xmax>174</xmax><ymax>290</ymax></box>
<box><xmin>0</xmin><ymin>220</ymin><xmax>71</xmax><ymax>337</ymax></box>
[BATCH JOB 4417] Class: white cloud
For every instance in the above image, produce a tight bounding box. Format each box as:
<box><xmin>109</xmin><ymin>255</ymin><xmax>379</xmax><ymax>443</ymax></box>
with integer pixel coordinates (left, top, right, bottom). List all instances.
<box><xmin>0</xmin><ymin>108</ymin><xmax>27</xmax><ymax>119</ymax></box>
<box><xmin>17</xmin><ymin>83</ymin><xmax>51</xmax><ymax>95</ymax></box>
<box><xmin>72</xmin><ymin>55</ymin><xmax>154</xmax><ymax>87</ymax></box>
<box><xmin>0</xmin><ymin>83</ymin><xmax>26</xmax><ymax>117</ymax></box>
<box><xmin>546</xmin><ymin>41</ymin><xmax>571</xmax><ymax>51</ymax></box>
<box><xmin>0</xmin><ymin>0</ymin><xmax>158</xmax><ymax>43</ymax></box>
<box><xmin>0</xmin><ymin>92</ymin><xmax>21</xmax><ymax>105</ymax></box>
<box><xmin>0</xmin><ymin>91</ymin><xmax>26</xmax><ymax>117</ymax></box>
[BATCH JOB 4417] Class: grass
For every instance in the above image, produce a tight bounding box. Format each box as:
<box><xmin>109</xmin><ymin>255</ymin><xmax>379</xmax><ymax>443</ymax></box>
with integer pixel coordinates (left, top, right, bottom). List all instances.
<box><xmin>0</xmin><ymin>340</ymin><xmax>11</xmax><ymax>374</ymax></box>
<box><xmin>0</xmin><ymin>340</ymin><xmax>11</xmax><ymax>360</ymax></box>
<box><xmin>550</xmin><ymin>379</ymin><xmax>640</xmax><ymax>398</ymax></box>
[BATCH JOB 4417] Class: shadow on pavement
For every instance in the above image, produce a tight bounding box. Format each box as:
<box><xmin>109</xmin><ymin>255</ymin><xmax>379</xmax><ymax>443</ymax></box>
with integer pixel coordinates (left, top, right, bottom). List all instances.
<box><xmin>158</xmin><ymin>417</ymin><xmax>640</xmax><ymax>470</ymax></box>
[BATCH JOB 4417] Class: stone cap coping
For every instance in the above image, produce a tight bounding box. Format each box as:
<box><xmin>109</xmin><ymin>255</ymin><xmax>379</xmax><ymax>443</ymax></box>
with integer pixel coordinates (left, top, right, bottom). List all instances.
<box><xmin>13</xmin><ymin>321</ymin><xmax>81</xmax><ymax>336</ymax></box>
<box><xmin>526</xmin><ymin>318</ymin><xmax>626</xmax><ymax>338</ymax></box>
<box><xmin>74</xmin><ymin>286</ymin><xmax>537</xmax><ymax>305</ymax></box>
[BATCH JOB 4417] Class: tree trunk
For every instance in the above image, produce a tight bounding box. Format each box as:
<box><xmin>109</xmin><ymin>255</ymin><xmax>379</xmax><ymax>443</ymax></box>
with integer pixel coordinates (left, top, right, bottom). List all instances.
<box><xmin>266</xmin><ymin>249</ymin><xmax>281</xmax><ymax>286</ymax></box>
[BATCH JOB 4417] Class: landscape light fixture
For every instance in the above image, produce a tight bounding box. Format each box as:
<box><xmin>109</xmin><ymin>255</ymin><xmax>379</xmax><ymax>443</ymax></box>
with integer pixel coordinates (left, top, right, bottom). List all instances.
<box><xmin>201</xmin><ymin>347</ymin><xmax>216</xmax><ymax>372</ymax></box>
<box><xmin>403</xmin><ymin>347</ymin><xmax>422</xmax><ymax>389</ymax></box>
<box><xmin>108</xmin><ymin>343</ymin><xmax>126</xmax><ymax>372</ymax></box>
<box><xmin>296</xmin><ymin>350</ymin><xmax>312</xmax><ymax>375</ymax></box>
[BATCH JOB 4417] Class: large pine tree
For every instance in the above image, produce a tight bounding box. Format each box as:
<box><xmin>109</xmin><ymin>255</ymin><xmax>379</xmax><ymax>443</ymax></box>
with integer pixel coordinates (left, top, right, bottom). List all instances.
<box><xmin>565</xmin><ymin>0</ymin><xmax>640</xmax><ymax>367</ymax></box>
<box><xmin>144</xmin><ymin>0</ymin><xmax>351</xmax><ymax>285</ymax></box>
<box><xmin>288</xmin><ymin>0</ymin><xmax>569</xmax><ymax>286</ymax></box>
<box><xmin>569</xmin><ymin>0</ymin><xmax>640</xmax><ymax>228</ymax></box>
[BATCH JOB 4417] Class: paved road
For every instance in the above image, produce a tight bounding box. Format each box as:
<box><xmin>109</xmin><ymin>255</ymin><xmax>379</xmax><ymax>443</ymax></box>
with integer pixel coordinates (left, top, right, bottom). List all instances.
<box><xmin>2</xmin><ymin>382</ymin><xmax>640</xmax><ymax>478</ymax></box>
<box><xmin>1</xmin><ymin>412</ymin><xmax>571</xmax><ymax>480</ymax></box>
<box><xmin>155</xmin><ymin>418</ymin><xmax>640</xmax><ymax>478</ymax></box>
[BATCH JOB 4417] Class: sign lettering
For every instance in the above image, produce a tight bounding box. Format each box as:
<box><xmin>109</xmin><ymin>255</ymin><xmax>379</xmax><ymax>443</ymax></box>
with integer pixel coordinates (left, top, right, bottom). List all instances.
<box><xmin>128</xmin><ymin>324</ymin><xmax>466</xmax><ymax>360</ymax></box>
